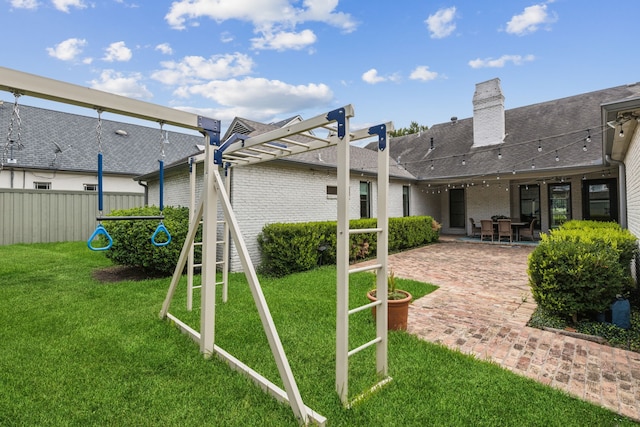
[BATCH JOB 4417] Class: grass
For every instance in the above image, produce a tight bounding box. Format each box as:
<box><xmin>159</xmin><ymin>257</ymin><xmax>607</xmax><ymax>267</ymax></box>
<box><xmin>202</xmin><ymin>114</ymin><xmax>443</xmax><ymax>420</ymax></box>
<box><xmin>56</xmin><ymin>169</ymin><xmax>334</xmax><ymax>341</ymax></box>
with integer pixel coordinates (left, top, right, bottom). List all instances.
<box><xmin>1</xmin><ymin>242</ymin><xmax>638</xmax><ymax>426</ymax></box>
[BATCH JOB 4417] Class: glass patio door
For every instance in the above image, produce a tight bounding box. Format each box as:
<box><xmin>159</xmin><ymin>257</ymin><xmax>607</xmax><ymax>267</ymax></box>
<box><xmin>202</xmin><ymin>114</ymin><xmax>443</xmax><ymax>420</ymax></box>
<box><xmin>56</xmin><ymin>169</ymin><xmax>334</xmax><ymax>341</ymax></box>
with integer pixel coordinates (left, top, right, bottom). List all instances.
<box><xmin>549</xmin><ymin>183</ymin><xmax>571</xmax><ymax>228</ymax></box>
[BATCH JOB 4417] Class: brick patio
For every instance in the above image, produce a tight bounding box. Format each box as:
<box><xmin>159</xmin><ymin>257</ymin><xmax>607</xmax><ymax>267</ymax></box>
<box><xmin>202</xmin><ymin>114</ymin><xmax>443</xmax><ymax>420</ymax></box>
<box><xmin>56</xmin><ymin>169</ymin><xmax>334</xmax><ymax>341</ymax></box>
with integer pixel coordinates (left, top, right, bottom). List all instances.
<box><xmin>385</xmin><ymin>236</ymin><xmax>640</xmax><ymax>421</ymax></box>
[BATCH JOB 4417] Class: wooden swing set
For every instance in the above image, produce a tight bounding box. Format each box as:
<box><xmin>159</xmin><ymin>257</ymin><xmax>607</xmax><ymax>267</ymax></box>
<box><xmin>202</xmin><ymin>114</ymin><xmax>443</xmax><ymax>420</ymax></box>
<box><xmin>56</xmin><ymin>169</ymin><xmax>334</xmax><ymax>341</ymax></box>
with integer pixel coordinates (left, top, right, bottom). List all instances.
<box><xmin>0</xmin><ymin>66</ymin><xmax>393</xmax><ymax>426</ymax></box>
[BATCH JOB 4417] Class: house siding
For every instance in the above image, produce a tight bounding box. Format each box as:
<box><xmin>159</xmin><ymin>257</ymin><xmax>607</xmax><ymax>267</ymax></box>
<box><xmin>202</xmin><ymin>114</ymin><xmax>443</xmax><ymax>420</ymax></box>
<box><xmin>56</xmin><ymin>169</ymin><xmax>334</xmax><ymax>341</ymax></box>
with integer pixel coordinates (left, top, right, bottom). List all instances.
<box><xmin>625</xmin><ymin>128</ymin><xmax>640</xmax><ymax>281</ymax></box>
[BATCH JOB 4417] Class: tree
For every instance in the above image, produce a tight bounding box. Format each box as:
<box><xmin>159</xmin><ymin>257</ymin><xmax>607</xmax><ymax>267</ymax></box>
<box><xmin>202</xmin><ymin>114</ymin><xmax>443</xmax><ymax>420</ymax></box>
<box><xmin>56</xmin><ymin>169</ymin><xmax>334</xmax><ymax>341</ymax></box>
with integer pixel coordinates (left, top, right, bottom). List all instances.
<box><xmin>389</xmin><ymin>121</ymin><xmax>428</xmax><ymax>137</ymax></box>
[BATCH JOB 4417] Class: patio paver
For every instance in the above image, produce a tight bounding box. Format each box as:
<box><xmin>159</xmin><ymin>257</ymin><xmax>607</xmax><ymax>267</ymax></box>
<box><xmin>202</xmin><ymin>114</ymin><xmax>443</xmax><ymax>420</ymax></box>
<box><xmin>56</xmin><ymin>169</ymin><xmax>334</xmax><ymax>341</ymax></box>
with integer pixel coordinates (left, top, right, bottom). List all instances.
<box><xmin>386</xmin><ymin>236</ymin><xmax>640</xmax><ymax>421</ymax></box>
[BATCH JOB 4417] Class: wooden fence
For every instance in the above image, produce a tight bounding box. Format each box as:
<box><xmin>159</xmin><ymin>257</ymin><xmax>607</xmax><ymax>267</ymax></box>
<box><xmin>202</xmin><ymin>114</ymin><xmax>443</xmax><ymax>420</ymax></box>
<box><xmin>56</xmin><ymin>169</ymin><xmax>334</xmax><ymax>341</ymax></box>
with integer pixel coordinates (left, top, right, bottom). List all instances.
<box><xmin>0</xmin><ymin>189</ymin><xmax>144</xmax><ymax>245</ymax></box>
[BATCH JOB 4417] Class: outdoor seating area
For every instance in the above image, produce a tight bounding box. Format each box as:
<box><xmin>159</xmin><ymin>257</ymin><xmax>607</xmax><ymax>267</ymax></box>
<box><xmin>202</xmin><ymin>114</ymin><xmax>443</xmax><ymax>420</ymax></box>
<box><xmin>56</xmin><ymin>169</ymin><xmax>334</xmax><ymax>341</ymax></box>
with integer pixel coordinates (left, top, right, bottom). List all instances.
<box><xmin>472</xmin><ymin>217</ymin><xmax>537</xmax><ymax>243</ymax></box>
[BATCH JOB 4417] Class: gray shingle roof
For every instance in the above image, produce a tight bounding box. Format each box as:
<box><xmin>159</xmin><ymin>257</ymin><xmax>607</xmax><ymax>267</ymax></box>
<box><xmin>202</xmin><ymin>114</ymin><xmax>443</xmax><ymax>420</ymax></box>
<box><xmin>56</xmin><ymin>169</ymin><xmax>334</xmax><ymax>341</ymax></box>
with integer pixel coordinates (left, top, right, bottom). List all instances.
<box><xmin>0</xmin><ymin>101</ymin><xmax>204</xmax><ymax>176</ymax></box>
<box><xmin>379</xmin><ymin>83</ymin><xmax>640</xmax><ymax>181</ymax></box>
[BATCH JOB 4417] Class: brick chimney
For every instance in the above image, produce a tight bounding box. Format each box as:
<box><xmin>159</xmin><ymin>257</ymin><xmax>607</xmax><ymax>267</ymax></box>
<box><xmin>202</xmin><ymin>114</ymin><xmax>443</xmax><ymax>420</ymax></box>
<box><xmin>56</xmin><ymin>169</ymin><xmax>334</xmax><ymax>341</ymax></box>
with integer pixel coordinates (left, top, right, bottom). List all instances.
<box><xmin>472</xmin><ymin>78</ymin><xmax>505</xmax><ymax>147</ymax></box>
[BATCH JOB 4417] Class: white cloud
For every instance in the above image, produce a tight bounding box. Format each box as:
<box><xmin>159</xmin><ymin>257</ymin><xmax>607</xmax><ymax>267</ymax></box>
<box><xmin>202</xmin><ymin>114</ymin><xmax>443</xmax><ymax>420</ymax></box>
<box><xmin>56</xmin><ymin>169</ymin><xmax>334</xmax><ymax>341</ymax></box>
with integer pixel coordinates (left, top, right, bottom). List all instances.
<box><xmin>165</xmin><ymin>0</ymin><xmax>355</xmax><ymax>30</ymax></box>
<box><xmin>52</xmin><ymin>0</ymin><xmax>86</xmax><ymax>13</ymax></box>
<box><xmin>425</xmin><ymin>6</ymin><xmax>456</xmax><ymax>39</ymax></box>
<box><xmin>174</xmin><ymin>77</ymin><xmax>333</xmax><ymax>118</ymax></box>
<box><xmin>89</xmin><ymin>69</ymin><xmax>152</xmax><ymax>99</ymax></box>
<box><xmin>10</xmin><ymin>0</ymin><xmax>39</xmax><ymax>9</ymax></box>
<box><xmin>164</xmin><ymin>0</ymin><xmax>355</xmax><ymax>51</ymax></box>
<box><xmin>361</xmin><ymin>68</ymin><xmax>399</xmax><ymax>85</ymax></box>
<box><xmin>220</xmin><ymin>31</ymin><xmax>234</xmax><ymax>43</ymax></box>
<box><xmin>468</xmin><ymin>54</ymin><xmax>535</xmax><ymax>69</ymax></box>
<box><xmin>409</xmin><ymin>66</ymin><xmax>438</xmax><ymax>82</ymax></box>
<box><xmin>251</xmin><ymin>29</ymin><xmax>317</xmax><ymax>51</ymax></box>
<box><xmin>102</xmin><ymin>41</ymin><xmax>132</xmax><ymax>62</ymax></box>
<box><xmin>155</xmin><ymin>43</ymin><xmax>173</xmax><ymax>55</ymax></box>
<box><xmin>46</xmin><ymin>38</ymin><xmax>87</xmax><ymax>61</ymax></box>
<box><xmin>151</xmin><ymin>53</ymin><xmax>254</xmax><ymax>85</ymax></box>
<box><xmin>506</xmin><ymin>3</ymin><xmax>557</xmax><ymax>35</ymax></box>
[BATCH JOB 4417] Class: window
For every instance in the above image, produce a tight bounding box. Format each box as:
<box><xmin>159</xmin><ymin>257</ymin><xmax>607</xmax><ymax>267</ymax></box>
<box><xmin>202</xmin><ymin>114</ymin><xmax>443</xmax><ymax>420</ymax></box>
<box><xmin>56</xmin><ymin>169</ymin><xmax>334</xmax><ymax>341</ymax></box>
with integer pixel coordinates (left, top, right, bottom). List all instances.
<box><xmin>402</xmin><ymin>185</ymin><xmax>410</xmax><ymax>217</ymax></box>
<box><xmin>519</xmin><ymin>184</ymin><xmax>540</xmax><ymax>228</ymax></box>
<box><xmin>449</xmin><ymin>188</ymin><xmax>465</xmax><ymax>228</ymax></box>
<box><xmin>582</xmin><ymin>178</ymin><xmax>617</xmax><ymax>222</ymax></box>
<box><xmin>84</xmin><ymin>184</ymin><xmax>98</xmax><ymax>192</ymax></box>
<box><xmin>360</xmin><ymin>181</ymin><xmax>371</xmax><ymax>218</ymax></box>
<box><xmin>548</xmin><ymin>183</ymin><xmax>571</xmax><ymax>228</ymax></box>
<box><xmin>326</xmin><ymin>185</ymin><xmax>337</xmax><ymax>198</ymax></box>
<box><xmin>33</xmin><ymin>182</ymin><xmax>51</xmax><ymax>190</ymax></box>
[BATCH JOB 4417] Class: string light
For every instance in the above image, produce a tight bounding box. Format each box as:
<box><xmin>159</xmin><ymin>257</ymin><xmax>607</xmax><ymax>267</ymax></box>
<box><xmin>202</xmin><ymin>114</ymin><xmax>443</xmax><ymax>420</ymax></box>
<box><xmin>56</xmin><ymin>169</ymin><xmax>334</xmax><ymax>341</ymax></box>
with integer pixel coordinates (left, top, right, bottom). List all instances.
<box><xmin>531</xmin><ymin>160</ymin><xmax>535</xmax><ymax>169</ymax></box>
<box><xmin>555</xmin><ymin>150</ymin><xmax>559</xmax><ymax>162</ymax></box>
<box><xmin>498</xmin><ymin>147</ymin><xmax>502</xmax><ymax>159</ymax></box>
<box><xmin>461</xmin><ymin>155</ymin><xmax>466</xmax><ymax>166</ymax></box>
<box><xmin>538</xmin><ymin>139</ymin><xmax>542</xmax><ymax>152</ymax></box>
<box><xmin>586</xmin><ymin>129</ymin><xmax>591</xmax><ymax>143</ymax></box>
<box><xmin>619</xmin><ymin>125</ymin><xmax>624</xmax><ymax>137</ymax></box>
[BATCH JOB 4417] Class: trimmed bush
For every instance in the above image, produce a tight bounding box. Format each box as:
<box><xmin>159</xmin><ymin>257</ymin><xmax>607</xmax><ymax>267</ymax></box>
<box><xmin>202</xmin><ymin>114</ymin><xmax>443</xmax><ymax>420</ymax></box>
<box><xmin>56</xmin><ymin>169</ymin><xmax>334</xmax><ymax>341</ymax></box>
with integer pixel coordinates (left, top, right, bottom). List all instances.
<box><xmin>528</xmin><ymin>220</ymin><xmax>637</xmax><ymax>322</ymax></box>
<box><xmin>258</xmin><ymin>216</ymin><xmax>439</xmax><ymax>277</ymax></box>
<box><xmin>102</xmin><ymin>206</ymin><xmax>200</xmax><ymax>275</ymax></box>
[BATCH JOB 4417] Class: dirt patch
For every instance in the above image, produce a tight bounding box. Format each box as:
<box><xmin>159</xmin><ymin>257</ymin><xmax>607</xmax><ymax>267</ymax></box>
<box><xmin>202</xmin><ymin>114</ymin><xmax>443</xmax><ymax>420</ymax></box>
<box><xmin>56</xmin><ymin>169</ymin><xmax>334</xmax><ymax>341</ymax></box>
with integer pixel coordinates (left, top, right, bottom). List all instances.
<box><xmin>92</xmin><ymin>265</ymin><xmax>168</xmax><ymax>283</ymax></box>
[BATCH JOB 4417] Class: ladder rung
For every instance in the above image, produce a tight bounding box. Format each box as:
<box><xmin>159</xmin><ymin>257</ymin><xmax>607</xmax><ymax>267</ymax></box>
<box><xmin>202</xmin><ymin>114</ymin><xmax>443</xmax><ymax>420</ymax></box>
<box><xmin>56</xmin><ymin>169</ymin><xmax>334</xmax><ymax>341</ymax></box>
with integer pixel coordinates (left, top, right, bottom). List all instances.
<box><xmin>215</xmin><ymin>261</ymin><xmax>225</xmax><ymax>265</ymax></box>
<box><xmin>349</xmin><ymin>227</ymin><xmax>382</xmax><ymax>235</ymax></box>
<box><xmin>216</xmin><ymin>220</ymin><xmax>226</xmax><ymax>224</ymax></box>
<box><xmin>348</xmin><ymin>300</ymin><xmax>381</xmax><ymax>316</ymax></box>
<box><xmin>216</xmin><ymin>240</ymin><xmax>225</xmax><ymax>244</ymax></box>
<box><xmin>349</xmin><ymin>263</ymin><xmax>382</xmax><ymax>274</ymax></box>
<box><xmin>193</xmin><ymin>263</ymin><xmax>202</xmax><ymax>268</ymax></box>
<box><xmin>191</xmin><ymin>285</ymin><xmax>202</xmax><ymax>290</ymax></box>
<box><xmin>348</xmin><ymin>337</ymin><xmax>382</xmax><ymax>358</ymax></box>
<box><xmin>193</xmin><ymin>242</ymin><xmax>203</xmax><ymax>246</ymax></box>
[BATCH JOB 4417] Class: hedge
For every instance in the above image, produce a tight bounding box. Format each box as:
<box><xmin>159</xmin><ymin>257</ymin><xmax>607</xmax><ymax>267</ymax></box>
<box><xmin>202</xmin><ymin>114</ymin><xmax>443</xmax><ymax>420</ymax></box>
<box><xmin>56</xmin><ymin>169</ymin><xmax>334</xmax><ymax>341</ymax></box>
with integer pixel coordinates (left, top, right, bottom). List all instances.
<box><xmin>257</xmin><ymin>216</ymin><xmax>439</xmax><ymax>276</ymax></box>
<box><xmin>102</xmin><ymin>206</ymin><xmax>201</xmax><ymax>275</ymax></box>
<box><xmin>528</xmin><ymin>220</ymin><xmax>637</xmax><ymax>322</ymax></box>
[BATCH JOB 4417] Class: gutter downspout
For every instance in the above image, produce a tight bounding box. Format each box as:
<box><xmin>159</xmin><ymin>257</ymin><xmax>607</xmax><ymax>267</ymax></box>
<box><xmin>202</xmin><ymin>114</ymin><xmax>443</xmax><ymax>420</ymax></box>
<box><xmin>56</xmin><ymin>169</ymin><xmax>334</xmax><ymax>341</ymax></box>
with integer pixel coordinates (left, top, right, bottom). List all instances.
<box><xmin>605</xmin><ymin>155</ymin><xmax>627</xmax><ymax>229</ymax></box>
<box><xmin>138</xmin><ymin>180</ymin><xmax>149</xmax><ymax>206</ymax></box>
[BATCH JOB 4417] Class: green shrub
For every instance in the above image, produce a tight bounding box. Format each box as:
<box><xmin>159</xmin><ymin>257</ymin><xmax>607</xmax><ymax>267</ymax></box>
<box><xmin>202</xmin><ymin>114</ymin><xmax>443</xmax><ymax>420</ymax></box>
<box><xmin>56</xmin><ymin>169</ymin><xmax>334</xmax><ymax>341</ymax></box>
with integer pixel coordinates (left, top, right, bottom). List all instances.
<box><xmin>528</xmin><ymin>220</ymin><xmax>637</xmax><ymax>322</ymax></box>
<box><xmin>103</xmin><ymin>206</ymin><xmax>200</xmax><ymax>275</ymax></box>
<box><xmin>258</xmin><ymin>216</ymin><xmax>439</xmax><ymax>277</ymax></box>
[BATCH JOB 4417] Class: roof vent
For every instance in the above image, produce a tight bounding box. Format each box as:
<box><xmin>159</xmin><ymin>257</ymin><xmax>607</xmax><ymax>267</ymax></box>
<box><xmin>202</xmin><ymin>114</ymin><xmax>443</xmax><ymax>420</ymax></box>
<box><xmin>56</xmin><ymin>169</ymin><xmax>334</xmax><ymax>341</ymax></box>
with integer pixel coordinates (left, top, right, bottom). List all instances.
<box><xmin>115</xmin><ymin>129</ymin><xmax>128</xmax><ymax>136</ymax></box>
<box><xmin>450</xmin><ymin>116</ymin><xmax>458</xmax><ymax>123</ymax></box>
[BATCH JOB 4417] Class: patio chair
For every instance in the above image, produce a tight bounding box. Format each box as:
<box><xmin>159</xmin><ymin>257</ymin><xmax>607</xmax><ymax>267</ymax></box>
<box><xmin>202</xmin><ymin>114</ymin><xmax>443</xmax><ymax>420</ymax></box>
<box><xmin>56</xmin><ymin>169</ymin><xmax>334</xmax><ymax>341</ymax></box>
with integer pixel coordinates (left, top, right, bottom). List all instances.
<box><xmin>519</xmin><ymin>218</ymin><xmax>537</xmax><ymax>241</ymax></box>
<box><xmin>480</xmin><ymin>220</ymin><xmax>494</xmax><ymax>242</ymax></box>
<box><xmin>469</xmin><ymin>218</ymin><xmax>481</xmax><ymax>238</ymax></box>
<box><xmin>497</xmin><ymin>219</ymin><xmax>512</xmax><ymax>243</ymax></box>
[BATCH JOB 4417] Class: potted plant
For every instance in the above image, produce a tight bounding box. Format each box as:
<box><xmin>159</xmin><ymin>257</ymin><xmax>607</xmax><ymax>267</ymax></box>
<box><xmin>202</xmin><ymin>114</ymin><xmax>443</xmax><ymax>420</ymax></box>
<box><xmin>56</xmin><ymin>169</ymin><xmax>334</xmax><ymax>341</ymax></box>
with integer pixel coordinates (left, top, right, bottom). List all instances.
<box><xmin>366</xmin><ymin>269</ymin><xmax>413</xmax><ymax>330</ymax></box>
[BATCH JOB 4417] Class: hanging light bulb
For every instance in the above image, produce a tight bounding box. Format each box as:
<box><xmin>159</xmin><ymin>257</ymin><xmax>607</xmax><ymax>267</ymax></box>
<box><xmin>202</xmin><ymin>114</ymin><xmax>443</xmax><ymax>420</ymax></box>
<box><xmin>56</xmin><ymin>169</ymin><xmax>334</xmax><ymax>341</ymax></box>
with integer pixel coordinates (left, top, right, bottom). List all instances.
<box><xmin>583</xmin><ymin>142</ymin><xmax>588</xmax><ymax>152</ymax></box>
<box><xmin>430</xmin><ymin>160</ymin><xmax>434</xmax><ymax>171</ymax></box>
<box><xmin>586</xmin><ymin>129</ymin><xmax>591</xmax><ymax>143</ymax></box>
<box><xmin>512</xmin><ymin>168</ymin><xmax>516</xmax><ymax>175</ymax></box>
<box><xmin>538</xmin><ymin>139</ymin><xmax>542</xmax><ymax>152</ymax></box>
<box><xmin>498</xmin><ymin>147</ymin><xmax>502</xmax><ymax>159</ymax></box>
<box><xmin>619</xmin><ymin>125</ymin><xmax>624</xmax><ymax>137</ymax></box>
<box><xmin>531</xmin><ymin>160</ymin><xmax>535</xmax><ymax>169</ymax></box>
<box><xmin>555</xmin><ymin>150</ymin><xmax>559</xmax><ymax>162</ymax></box>
<box><xmin>462</xmin><ymin>155</ymin><xmax>466</xmax><ymax>166</ymax></box>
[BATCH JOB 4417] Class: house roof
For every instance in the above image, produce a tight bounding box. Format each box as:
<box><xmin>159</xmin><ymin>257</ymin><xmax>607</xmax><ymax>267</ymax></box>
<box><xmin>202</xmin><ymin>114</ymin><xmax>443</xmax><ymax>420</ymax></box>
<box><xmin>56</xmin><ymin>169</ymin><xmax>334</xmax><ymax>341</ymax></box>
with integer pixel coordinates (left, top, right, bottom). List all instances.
<box><xmin>140</xmin><ymin>116</ymin><xmax>413</xmax><ymax>181</ymax></box>
<box><xmin>0</xmin><ymin>101</ymin><xmax>204</xmax><ymax>176</ymax></box>
<box><xmin>378</xmin><ymin>82</ymin><xmax>640</xmax><ymax>182</ymax></box>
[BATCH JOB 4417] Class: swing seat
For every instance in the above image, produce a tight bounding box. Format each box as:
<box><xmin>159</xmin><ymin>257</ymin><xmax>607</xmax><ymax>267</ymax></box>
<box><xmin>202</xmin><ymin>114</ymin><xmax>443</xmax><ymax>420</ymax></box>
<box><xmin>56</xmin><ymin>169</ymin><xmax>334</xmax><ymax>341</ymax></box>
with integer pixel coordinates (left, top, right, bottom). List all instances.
<box><xmin>87</xmin><ymin>224</ymin><xmax>113</xmax><ymax>251</ymax></box>
<box><xmin>151</xmin><ymin>222</ymin><xmax>171</xmax><ymax>247</ymax></box>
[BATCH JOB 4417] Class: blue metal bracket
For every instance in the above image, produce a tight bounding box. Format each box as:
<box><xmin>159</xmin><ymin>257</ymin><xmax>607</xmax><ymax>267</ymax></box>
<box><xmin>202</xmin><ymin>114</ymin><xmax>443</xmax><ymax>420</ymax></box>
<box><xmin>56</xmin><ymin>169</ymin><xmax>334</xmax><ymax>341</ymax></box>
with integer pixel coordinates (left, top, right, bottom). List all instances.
<box><xmin>326</xmin><ymin>107</ymin><xmax>346</xmax><ymax>139</ymax></box>
<box><xmin>214</xmin><ymin>133</ymin><xmax>249</xmax><ymax>165</ymax></box>
<box><xmin>198</xmin><ymin>116</ymin><xmax>220</xmax><ymax>133</ymax></box>
<box><xmin>368</xmin><ymin>124</ymin><xmax>387</xmax><ymax>151</ymax></box>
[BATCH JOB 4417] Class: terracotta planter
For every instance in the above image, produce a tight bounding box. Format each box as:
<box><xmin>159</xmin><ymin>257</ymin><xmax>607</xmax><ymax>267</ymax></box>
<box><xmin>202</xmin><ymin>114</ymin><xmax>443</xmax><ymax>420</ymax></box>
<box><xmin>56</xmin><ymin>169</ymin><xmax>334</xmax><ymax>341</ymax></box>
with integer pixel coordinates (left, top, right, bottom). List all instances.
<box><xmin>366</xmin><ymin>289</ymin><xmax>412</xmax><ymax>331</ymax></box>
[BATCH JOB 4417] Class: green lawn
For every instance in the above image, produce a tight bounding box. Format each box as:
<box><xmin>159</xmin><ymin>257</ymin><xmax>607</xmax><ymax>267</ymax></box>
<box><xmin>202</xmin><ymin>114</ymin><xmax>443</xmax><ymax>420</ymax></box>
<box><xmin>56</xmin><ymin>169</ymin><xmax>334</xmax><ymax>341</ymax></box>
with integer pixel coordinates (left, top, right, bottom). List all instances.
<box><xmin>0</xmin><ymin>242</ymin><xmax>637</xmax><ymax>426</ymax></box>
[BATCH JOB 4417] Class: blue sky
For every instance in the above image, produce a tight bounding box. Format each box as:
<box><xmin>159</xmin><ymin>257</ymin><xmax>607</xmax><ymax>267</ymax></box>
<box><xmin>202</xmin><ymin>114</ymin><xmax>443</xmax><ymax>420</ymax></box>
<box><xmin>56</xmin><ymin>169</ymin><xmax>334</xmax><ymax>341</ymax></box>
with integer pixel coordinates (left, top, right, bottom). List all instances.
<box><xmin>1</xmin><ymin>0</ymin><xmax>637</xmax><ymax>137</ymax></box>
